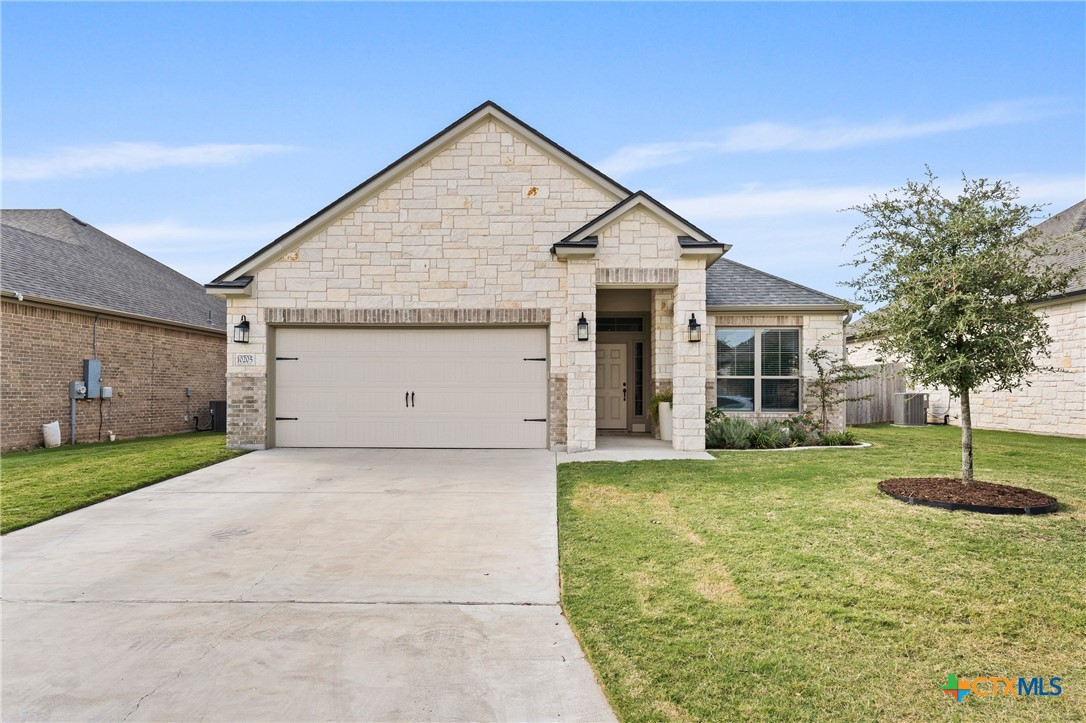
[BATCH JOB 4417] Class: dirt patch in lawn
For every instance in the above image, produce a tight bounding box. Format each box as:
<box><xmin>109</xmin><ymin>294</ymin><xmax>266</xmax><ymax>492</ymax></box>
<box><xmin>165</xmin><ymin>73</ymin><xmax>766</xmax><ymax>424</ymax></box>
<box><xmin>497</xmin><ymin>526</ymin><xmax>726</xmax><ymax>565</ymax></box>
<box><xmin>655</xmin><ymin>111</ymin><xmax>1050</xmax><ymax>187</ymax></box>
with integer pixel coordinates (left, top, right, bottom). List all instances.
<box><xmin>879</xmin><ymin>477</ymin><xmax>1058</xmax><ymax>514</ymax></box>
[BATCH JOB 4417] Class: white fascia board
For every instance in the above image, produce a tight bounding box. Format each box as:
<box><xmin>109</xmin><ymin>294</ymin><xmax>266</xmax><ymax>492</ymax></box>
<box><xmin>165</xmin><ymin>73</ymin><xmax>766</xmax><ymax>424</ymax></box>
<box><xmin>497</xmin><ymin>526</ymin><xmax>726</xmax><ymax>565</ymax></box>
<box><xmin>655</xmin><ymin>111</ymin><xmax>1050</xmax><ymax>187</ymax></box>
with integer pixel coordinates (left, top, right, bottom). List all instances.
<box><xmin>205</xmin><ymin>285</ymin><xmax>252</xmax><ymax>297</ymax></box>
<box><xmin>552</xmin><ymin>246</ymin><xmax>598</xmax><ymax>259</ymax></box>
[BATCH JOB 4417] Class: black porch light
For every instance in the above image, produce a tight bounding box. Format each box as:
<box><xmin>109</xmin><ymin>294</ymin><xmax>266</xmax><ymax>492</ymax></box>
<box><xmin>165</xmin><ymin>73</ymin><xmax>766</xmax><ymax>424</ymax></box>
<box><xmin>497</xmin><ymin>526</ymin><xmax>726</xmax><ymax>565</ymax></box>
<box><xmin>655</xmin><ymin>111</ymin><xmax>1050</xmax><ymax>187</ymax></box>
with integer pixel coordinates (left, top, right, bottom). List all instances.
<box><xmin>233</xmin><ymin>315</ymin><xmax>251</xmax><ymax>344</ymax></box>
<box><xmin>576</xmin><ymin>313</ymin><xmax>590</xmax><ymax>341</ymax></box>
<box><xmin>687</xmin><ymin>313</ymin><xmax>702</xmax><ymax>343</ymax></box>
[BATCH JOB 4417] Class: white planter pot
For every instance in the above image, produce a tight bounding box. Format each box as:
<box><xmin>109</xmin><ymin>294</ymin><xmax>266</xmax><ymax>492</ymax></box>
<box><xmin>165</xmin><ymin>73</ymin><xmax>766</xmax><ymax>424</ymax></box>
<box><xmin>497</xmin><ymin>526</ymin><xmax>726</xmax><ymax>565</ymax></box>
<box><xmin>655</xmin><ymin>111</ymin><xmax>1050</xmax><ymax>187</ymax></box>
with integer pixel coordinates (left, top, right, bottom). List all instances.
<box><xmin>659</xmin><ymin>402</ymin><xmax>673</xmax><ymax>442</ymax></box>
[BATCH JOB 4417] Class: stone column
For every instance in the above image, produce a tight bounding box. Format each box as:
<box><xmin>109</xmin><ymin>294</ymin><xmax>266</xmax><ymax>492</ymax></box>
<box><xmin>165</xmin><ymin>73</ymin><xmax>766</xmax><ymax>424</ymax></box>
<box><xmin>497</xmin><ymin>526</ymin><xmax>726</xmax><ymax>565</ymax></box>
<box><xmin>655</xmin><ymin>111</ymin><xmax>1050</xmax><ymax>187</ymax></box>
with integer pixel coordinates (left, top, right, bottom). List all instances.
<box><xmin>671</xmin><ymin>259</ymin><xmax>707</xmax><ymax>451</ymax></box>
<box><xmin>650</xmin><ymin>288</ymin><xmax>674</xmax><ymax>437</ymax></box>
<box><xmin>224</xmin><ymin>296</ymin><xmax>268</xmax><ymax>449</ymax></box>
<box><xmin>565</xmin><ymin>259</ymin><xmax>597</xmax><ymax>451</ymax></box>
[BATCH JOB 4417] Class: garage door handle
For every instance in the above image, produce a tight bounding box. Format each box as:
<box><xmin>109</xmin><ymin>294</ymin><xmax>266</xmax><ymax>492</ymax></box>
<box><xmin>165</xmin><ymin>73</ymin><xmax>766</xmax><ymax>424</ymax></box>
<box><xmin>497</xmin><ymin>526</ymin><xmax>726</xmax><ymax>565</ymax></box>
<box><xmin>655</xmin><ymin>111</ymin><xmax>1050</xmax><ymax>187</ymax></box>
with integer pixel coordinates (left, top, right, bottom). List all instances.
<box><xmin>275</xmin><ymin>417</ymin><xmax>298</xmax><ymax>421</ymax></box>
<box><xmin>405</xmin><ymin>392</ymin><xmax>409</xmax><ymax>408</ymax></box>
<box><xmin>524</xmin><ymin>418</ymin><xmax>546</xmax><ymax>422</ymax></box>
<box><xmin>411</xmin><ymin>392</ymin><xmax>415</xmax><ymax>407</ymax></box>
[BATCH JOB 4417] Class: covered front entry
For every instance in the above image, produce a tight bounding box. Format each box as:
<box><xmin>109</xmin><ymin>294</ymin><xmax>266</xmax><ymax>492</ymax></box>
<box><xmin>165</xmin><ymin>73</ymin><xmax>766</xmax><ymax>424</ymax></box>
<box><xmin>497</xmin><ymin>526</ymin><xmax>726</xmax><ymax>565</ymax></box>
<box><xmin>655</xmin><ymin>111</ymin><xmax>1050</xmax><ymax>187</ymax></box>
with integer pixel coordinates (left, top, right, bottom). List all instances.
<box><xmin>273</xmin><ymin>327</ymin><xmax>548</xmax><ymax>448</ymax></box>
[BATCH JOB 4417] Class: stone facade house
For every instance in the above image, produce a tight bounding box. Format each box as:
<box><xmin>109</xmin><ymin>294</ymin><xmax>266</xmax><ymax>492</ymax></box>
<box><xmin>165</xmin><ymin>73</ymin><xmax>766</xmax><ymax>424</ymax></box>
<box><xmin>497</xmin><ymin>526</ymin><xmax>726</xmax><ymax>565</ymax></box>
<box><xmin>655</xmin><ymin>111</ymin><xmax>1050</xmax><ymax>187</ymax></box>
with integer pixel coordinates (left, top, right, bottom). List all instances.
<box><xmin>847</xmin><ymin>198</ymin><xmax>1086</xmax><ymax>437</ymax></box>
<box><xmin>1</xmin><ymin>210</ymin><xmax>227</xmax><ymax>451</ymax></box>
<box><xmin>207</xmin><ymin>102</ymin><xmax>849</xmax><ymax>451</ymax></box>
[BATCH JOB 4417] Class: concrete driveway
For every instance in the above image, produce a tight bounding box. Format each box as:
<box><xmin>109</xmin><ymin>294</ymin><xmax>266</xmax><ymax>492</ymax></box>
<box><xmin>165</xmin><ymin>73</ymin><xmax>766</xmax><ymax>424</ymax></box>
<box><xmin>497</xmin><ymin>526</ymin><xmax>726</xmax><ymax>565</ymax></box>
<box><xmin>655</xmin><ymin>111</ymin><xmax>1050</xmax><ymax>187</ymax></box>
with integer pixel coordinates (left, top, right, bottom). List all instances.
<box><xmin>2</xmin><ymin>448</ymin><xmax>615</xmax><ymax>722</ymax></box>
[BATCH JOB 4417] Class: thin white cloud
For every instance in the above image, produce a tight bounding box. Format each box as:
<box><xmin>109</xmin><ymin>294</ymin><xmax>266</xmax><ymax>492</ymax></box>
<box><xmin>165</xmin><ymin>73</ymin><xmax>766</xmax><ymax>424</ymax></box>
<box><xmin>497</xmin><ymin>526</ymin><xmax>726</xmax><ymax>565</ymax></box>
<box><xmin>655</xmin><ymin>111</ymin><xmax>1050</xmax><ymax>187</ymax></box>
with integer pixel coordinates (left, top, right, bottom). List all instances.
<box><xmin>600</xmin><ymin>100</ymin><xmax>1056</xmax><ymax>174</ymax></box>
<box><xmin>101</xmin><ymin>219</ymin><xmax>292</xmax><ymax>253</ymax></box>
<box><xmin>4</xmin><ymin>142</ymin><xmax>298</xmax><ymax>181</ymax></box>
<box><xmin>100</xmin><ymin>218</ymin><xmax>294</xmax><ymax>282</ymax></box>
<box><xmin>665</xmin><ymin>184</ymin><xmax>882</xmax><ymax>221</ymax></box>
<box><xmin>665</xmin><ymin>174</ymin><xmax>1084</xmax><ymax>223</ymax></box>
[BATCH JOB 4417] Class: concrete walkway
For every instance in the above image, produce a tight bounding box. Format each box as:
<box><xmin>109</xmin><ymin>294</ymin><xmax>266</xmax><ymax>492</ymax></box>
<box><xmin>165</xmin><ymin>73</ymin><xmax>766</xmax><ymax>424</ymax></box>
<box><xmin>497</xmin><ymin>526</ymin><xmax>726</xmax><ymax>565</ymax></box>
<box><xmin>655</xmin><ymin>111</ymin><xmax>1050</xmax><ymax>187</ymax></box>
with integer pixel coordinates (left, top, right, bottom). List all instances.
<box><xmin>556</xmin><ymin>434</ymin><xmax>716</xmax><ymax>463</ymax></box>
<box><xmin>2</xmin><ymin>449</ymin><xmax>615</xmax><ymax>722</ymax></box>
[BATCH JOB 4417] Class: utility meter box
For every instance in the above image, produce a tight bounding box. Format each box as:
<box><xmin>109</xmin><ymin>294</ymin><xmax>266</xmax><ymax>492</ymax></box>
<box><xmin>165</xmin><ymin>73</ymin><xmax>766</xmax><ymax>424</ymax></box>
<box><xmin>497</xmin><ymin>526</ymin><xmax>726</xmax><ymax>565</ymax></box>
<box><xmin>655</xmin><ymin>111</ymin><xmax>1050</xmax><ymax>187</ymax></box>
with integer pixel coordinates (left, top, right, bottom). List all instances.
<box><xmin>83</xmin><ymin>359</ymin><xmax>102</xmax><ymax>399</ymax></box>
<box><xmin>69</xmin><ymin>381</ymin><xmax>87</xmax><ymax>399</ymax></box>
<box><xmin>101</xmin><ymin>386</ymin><xmax>114</xmax><ymax>399</ymax></box>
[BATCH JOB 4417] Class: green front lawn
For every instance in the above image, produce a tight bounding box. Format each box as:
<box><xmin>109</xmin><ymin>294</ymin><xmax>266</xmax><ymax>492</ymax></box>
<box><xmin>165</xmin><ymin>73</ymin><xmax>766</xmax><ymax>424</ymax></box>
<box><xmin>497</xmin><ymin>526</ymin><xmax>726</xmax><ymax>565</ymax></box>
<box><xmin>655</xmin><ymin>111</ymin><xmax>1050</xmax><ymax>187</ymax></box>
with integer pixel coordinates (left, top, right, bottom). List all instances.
<box><xmin>558</xmin><ymin>425</ymin><xmax>1085</xmax><ymax>721</ymax></box>
<box><xmin>1</xmin><ymin>433</ymin><xmax>247</xmax><ymax>534</ymax></box>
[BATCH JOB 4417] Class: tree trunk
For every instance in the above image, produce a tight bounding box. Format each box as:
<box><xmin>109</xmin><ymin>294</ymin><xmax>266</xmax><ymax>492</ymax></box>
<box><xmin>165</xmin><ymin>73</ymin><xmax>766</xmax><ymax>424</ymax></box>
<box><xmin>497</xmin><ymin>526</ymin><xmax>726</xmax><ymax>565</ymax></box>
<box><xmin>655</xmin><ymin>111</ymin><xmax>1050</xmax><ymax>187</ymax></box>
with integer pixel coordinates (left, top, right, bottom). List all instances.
<box><xmin>960</xmin><ymin>387</ymin><xmax>974</xmax><ymax>484</ymax></box>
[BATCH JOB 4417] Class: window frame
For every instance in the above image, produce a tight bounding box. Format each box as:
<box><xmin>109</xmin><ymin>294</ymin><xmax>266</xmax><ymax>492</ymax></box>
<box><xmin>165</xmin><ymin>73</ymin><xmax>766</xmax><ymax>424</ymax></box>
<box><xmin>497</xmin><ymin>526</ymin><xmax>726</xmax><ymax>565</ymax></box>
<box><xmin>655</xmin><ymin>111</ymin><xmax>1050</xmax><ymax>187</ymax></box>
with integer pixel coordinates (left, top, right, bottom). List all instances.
<box><xmin>715</xmin><ymin>326</ymin><xmax>802</xmax><ymax>413</ymax></box>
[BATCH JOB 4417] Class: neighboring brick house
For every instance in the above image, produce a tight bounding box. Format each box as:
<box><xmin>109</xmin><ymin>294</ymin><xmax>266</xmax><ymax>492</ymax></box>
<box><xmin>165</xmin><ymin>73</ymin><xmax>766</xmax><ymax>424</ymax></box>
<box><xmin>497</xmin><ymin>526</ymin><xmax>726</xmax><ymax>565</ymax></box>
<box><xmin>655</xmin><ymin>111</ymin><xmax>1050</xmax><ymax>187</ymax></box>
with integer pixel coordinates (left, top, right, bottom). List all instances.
<box><xmin>1</xmin><ymin>210</ymin><xmax>227</xmax><ymax>450</ymax></box>
<box><xmin>847</xmin><ymin>199</ymin><xmax>1086</xmax><ymax>437</ymax></box>
<box><xmin>207</xmin><ymin>102</ymin><xmax>849</xmax><ymax>452</ymax></box>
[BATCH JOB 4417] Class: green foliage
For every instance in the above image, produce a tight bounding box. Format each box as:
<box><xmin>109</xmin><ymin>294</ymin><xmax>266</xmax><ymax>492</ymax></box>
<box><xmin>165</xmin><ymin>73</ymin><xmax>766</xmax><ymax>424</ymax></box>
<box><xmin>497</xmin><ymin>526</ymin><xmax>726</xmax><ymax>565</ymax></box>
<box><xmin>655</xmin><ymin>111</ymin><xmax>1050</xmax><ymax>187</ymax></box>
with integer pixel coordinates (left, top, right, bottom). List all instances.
<box><xmin>648</xmin><ymin>389</ymin><xmax>672</xmax><ymax>425</ymax></box>
<box><xmin>749</xmin><ymin>420</ymin><xmax>790</xmax><ymax>449</ymax></box>
<box><xmin>705</xmin><ymin>406</ymin><xmax>726</xmax><ymax>426</ymax></box>
<box><xmin>819</xmin><ymin>430</ymin><xmax>860</xmax><ymax>446</ymax></box>
<box><xmin>843</xmin><ymin>169</ymin><xmax>1074</xmax><ymax>481</ymax></box>
<box><xmin>784</xmin><ymin>409</ymin><xmax>821</xmax><ymax>446</ymax></box>
<box><xmin>1</xmin><ymin>433</ymin><xmax>247</xmax><ymax>533</ymax></box>
<box><xmin>806</xmin><ymin>341</ymin><xmax>874</xmax><ymax>432</ymax></box>
<box><xmin>706</xmin><ymin>415</ymin><xmax>754</xmax><ymax>449</ymax></box>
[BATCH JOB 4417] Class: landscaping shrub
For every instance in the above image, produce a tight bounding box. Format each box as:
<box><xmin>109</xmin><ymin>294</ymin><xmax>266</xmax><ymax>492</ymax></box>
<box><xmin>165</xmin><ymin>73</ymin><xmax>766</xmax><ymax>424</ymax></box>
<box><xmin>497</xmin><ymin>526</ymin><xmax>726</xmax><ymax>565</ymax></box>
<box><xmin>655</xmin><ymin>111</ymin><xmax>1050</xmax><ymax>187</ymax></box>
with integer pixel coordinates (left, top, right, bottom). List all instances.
<box><xmin>820</xmin><ymin>430</ymin><xmax>860</xmax><ymax>446</ymax></box>
<box><xmin>750</xmin><ymin>420</ymin><xmax>790</xmax><ymax>449</ymax></box>
<box><xmin>785</xmin><ymin>410</ymin><xmax>820</xmax><ymax>447</ymax></box>
<box><xmin>707</xmin><ymin>416</ymin><xmax>754</xmax><ymax>449</ymax></box>
<box><xmin>705</xmin><ymin>407</ymin><xmax>727</xmax><ymax>426</ymax></box>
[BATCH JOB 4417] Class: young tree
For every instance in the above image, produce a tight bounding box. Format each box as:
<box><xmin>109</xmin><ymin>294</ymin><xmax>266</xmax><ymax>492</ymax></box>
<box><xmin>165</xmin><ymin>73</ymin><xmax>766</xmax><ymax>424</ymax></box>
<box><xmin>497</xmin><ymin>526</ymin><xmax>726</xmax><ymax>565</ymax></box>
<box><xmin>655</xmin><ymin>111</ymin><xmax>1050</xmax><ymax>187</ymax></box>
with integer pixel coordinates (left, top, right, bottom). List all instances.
<box><xmin>843</xmin><ymin>170</ymin><xmax>1074</xmax><ymax>483</ymax></box>
<box><xmin>806</xmin><ymin>341</ymin><xmax>874</xmax><ymax>433</ymax></box>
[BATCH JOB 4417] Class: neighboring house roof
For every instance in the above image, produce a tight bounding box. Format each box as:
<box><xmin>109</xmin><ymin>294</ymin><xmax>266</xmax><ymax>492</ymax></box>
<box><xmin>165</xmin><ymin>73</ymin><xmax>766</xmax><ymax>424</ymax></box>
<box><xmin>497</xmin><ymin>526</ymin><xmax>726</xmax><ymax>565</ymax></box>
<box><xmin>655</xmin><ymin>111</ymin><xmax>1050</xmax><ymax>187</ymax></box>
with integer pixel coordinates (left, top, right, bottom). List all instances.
<box><xmin>706</xmin><ymin>258</ymin><xmax>849</xmax><ymax>310</ymax></box>
<box><xmin>209</xmin><ymin>100</ymin><xmax>635</xmax><ymax>287</ymax></box>
<box><xmin>552</xmin><ymin>191</ymin><xmax>730</xmax><ymax>264</ymax></box>
<box><xmin>1034</xmin><ymin>198</ymin><xmax>1086</xmax><ymax>297</ymax></box>
<box><xmin>1</xmin><ymin>209</ymin><xmax>226</xmax><ymax>332</ymax></box>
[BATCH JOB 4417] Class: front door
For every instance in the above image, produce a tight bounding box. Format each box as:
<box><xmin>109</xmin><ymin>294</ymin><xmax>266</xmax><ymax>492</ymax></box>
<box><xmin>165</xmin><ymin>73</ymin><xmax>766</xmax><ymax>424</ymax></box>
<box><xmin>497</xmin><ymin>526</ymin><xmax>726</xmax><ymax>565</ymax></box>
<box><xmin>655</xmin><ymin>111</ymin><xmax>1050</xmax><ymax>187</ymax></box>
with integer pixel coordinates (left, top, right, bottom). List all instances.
<box><xmin>596</xmin><ymin>343</ymin><xmax>628</xmax><ymax>429</ymax></box>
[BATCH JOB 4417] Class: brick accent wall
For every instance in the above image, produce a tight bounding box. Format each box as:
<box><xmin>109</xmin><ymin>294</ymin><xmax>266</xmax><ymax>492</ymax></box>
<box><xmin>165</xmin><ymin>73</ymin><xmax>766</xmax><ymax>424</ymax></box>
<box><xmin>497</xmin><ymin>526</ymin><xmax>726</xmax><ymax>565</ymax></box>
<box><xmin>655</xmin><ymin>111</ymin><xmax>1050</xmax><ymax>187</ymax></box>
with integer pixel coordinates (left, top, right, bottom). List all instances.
<box><xmin>549</xmin><ymin>375</ymin><xmax>568</xmax><ymax>446</ymax></box>
<box><xmin>227</xmin><ymin>374</ymin><xmax>266</xmax><ymax>449</ymax></box>
<box><xmin>264</xmin><ymin>307</ymin><xmax>550</xmax><ymax>325</ymax></box>
<box><xmin>1</xmin><ymin>299</ymin><xmax>226</xmax><ymax>451</ymax></box>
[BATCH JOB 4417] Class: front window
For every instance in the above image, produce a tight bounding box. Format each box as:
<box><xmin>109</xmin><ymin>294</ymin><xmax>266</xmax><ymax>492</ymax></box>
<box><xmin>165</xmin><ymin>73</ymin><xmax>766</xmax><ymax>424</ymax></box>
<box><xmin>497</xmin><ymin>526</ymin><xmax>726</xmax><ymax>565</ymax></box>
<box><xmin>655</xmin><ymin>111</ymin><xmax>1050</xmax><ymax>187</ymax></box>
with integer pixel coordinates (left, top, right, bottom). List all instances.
<box><xmin>716</xmin><ymin>328</ymin><xmax>800</xmax><ymax>412</ymax></box>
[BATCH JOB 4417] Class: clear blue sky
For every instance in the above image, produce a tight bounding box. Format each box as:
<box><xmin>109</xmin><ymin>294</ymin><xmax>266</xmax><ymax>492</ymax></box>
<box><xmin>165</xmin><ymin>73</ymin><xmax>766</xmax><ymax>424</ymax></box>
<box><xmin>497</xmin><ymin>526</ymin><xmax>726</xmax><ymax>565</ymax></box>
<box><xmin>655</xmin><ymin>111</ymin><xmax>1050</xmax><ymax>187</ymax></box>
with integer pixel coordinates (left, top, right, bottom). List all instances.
<box><xmin>3</xmin><ymin>2</ymin><xmax>1083</xmax><ymax>296</ymax></box>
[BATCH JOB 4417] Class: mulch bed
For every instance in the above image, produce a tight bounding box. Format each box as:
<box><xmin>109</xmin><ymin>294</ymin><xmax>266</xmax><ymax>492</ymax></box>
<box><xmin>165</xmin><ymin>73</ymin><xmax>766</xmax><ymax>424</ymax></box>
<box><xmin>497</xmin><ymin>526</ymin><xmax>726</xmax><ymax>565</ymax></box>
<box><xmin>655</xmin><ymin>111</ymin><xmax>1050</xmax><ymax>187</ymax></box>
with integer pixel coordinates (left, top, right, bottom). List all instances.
<box><xmin>878</xmin><ymin>477</ymin><xmax>1059</xmax><ymax>515</ymax></box>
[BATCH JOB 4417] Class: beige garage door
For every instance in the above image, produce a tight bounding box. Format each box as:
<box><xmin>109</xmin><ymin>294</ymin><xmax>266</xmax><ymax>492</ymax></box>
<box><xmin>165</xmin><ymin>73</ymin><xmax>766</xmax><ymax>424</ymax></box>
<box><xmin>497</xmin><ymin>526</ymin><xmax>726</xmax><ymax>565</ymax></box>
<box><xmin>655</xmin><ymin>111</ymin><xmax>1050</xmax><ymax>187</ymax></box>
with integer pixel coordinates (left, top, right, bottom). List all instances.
<box><xmin>273</xmin><ymin>327</ymin><xmax>549</xmax><ymax>448</ymax></box>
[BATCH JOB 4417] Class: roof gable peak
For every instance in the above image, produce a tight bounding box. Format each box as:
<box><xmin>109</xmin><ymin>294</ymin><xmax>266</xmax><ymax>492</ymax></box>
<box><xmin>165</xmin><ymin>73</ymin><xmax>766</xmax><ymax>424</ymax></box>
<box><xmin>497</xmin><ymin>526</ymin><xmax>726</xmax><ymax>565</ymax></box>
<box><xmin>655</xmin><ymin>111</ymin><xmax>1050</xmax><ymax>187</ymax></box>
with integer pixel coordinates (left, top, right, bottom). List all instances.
<box><xmin>209</xmin><ymin>101</ymin><xmax>630</xmax><ymax>285</ymax></box>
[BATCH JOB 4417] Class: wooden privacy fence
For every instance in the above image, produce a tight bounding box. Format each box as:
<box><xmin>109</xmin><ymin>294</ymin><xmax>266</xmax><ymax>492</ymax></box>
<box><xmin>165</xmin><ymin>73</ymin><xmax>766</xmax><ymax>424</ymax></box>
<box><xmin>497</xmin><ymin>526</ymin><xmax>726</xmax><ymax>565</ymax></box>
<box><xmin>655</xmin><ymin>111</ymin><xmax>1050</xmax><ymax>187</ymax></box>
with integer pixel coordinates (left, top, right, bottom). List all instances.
<box><xmin>846</xmin><ymin>363</ymin><xmax>907</xmax><ymax>425</ymax></box>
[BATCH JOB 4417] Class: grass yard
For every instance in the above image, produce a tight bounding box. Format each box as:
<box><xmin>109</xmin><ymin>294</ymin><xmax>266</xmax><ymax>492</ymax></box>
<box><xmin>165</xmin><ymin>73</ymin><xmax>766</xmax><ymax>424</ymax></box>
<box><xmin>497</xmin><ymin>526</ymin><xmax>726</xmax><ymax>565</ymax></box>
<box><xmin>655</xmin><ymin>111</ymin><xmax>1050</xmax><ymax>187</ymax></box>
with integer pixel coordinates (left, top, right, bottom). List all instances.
<box><xmin>1</xmin><ymin>433</ymin><xmax>247</xmax><ymax>534</ymax></box>
<box><xmin>558</xmin><ymin>424</ymin><xmax>1085</xmax><ymax>722</ymax></box>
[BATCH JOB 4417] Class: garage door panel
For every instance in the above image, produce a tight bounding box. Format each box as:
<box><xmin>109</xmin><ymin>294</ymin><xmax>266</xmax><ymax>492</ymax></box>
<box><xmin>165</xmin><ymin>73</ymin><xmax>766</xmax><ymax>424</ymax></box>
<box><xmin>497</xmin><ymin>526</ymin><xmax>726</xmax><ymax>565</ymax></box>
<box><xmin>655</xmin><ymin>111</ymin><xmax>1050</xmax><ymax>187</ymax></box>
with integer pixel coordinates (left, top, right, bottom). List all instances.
<box><xmin>274</xmin><ymin>328</ymin><xmax>548</xmax><ymax>448</ymax></box>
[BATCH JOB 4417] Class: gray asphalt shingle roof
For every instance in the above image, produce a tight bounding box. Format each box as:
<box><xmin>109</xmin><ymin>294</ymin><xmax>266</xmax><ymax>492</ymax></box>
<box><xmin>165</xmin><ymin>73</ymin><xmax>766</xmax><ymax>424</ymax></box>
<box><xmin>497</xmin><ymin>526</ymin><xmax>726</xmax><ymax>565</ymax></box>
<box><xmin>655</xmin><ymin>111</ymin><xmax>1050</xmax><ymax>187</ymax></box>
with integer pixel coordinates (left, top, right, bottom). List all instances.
<box><xmin>707</xmin><ymin>258</ymin><xmax>848</xmax><ymax>308</ymax></box>
<box><xmin>1035</xmin><ymin>199</ymin><xmax>1086</xmax><ymax>295</ymax></box>
<box><xmin>1</xmin><ymin>209</ymin><xmax>225</xmax><ymax>331</ymax></box>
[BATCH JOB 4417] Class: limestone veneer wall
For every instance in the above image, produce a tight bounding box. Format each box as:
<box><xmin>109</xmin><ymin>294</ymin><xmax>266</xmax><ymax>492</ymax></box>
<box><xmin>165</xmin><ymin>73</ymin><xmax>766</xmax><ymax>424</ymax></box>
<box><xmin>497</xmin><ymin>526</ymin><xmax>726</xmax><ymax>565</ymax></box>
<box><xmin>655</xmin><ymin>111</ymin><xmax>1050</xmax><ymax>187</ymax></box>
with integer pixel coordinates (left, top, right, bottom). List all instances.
<box><xmin>223</xmin><ymin>119</ymin><xmax>709</xmax><ymax>451</ymax></box>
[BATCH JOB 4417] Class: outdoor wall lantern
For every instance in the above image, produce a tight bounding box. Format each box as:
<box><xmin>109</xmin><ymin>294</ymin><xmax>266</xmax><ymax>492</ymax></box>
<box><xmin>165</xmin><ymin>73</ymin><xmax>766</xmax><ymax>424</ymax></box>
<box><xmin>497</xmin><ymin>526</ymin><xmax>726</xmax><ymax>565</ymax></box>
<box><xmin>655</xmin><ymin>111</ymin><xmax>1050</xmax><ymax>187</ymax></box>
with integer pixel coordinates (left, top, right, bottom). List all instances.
<box><xmin>577</xmin><ymin>313</ymin><xmax>590</xmax><ymax>341</ymax></box>
<box><xmin>234</xmin><ymin>315</ymin><xmax>251</xmax><ymax>344</ymax></box>
<box><xmin>687</xmin><ymin>313</ymin><xmax>702</xmax><ymax>343</ymax></box>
